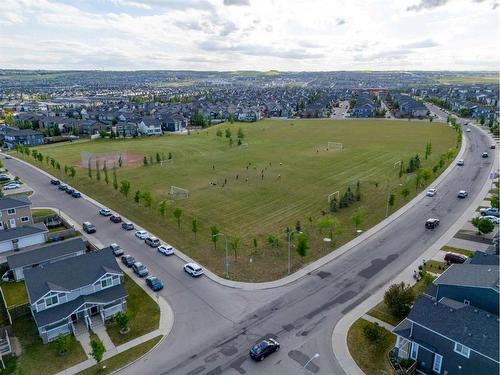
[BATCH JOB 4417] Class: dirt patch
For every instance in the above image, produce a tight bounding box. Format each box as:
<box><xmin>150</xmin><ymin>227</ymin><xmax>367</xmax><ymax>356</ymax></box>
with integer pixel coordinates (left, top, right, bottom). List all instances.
<box><xmin>79</xmin><ymin>152</ymin><xmax>144</xmax><ymax>168</ymax></box>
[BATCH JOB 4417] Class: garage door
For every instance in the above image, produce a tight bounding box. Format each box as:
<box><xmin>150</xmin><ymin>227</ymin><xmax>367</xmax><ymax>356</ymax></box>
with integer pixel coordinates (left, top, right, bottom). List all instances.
<box><xmin>0</xmin><ymin>240</ymin><xmax>14</xmax><ymax>253</ymax></box>
<box><xmin>18</xmin><ymin>234</ymin><xmax>46</xmax><ymax>249</ymax></box>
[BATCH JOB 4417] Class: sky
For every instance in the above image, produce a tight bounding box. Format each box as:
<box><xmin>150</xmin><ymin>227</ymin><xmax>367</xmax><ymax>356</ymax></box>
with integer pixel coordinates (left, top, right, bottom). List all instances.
<box><xmin>0</xmin><ymin>0</ymin><xmax>499</xmax><ymax>71</ymax></box>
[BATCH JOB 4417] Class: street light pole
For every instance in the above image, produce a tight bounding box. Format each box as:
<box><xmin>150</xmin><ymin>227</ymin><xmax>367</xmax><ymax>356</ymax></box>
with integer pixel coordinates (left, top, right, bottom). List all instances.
<box><xmin>302</xmin><ymin>353</ymin><xmax>320</xmax><ymax>373</ymax></box>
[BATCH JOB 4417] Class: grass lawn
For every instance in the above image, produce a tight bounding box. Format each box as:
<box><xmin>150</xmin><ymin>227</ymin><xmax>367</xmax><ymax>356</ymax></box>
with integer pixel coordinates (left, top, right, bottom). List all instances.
<box><xmin>76</xmin><ymin>335</ymin><xmax>161</xmax><ymax>375</ymax></box>
<box><xmin>422</xmin><ymin>260</ymin><xmax>448</xmax><ymax>274</ymax></box>
<box><xmin>367</xmin><ymin>276</ymin><xmax>435</xmax><ymax>326</ymax></box>
<box><xmin>1</xmin><ymin>282</ymin><xmax>28</xmax><ymax>307</ymax></box>
<box><xmin>441</xmin><ymin>245</ymin><xmax>475</xmax><ymax>258</ymax></box>
<box><xmin>31</xmin><ymin>208</ymin><xmax>57</xmax><ymax>218</ymax></box>
<box><xmin>15</xmin><ymin>119</ymin><xmax>457</xmax><ymax>281</ymax></box>
<box><xmin>347</xmin><ymin>318</ymin><xmax>395</xmax><ymax>375</ymax></box>
<box><xmin>436</xmin><ymin>75</ymin><xmax>499</xmax><ymax>84</ymax></box>
<box><xmin>12</xmin><ymin>315</ymin><xmax>87</xmax><ymax>375</ymax></box>
<box><xmin>105</xmin><ymin>275</ymin><xmax>159</xmax><ymax>346</ymax></box>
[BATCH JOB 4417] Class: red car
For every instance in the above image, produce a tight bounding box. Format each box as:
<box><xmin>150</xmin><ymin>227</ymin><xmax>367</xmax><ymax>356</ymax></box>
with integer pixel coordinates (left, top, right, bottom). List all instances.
<box><xmin>110</xmin><ymin>215</ymin><xmax>122</xmax><ymax>223</ymax></box>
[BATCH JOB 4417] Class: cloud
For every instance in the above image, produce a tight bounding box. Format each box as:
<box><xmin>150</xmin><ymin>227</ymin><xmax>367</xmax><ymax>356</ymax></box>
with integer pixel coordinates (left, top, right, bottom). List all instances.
<box><xmin>407</xmin><ymin>0</ymin><xmax>449</xmax><ymax>11</ymax></box>
<box><xmin>223</xmin><ymin>0</ymin><xmax>250</xmax><ymax>6</ymax></box>
<box><xmin>108</xmin><ymin>0</ymin><xmax>214</xmax><ymax>11</ymax></box>
<box><xmin>400</xmin><ymin>38</ymin><xmax>438</xmax><ymax>48</ymax></box>
<box><xmin>336</xmin><ymin>18</ymin><xmax>346</xmax><ymax>25</ymax></box>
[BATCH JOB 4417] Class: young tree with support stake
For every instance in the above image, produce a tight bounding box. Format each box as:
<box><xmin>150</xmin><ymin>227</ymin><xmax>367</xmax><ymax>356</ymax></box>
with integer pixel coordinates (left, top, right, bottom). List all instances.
<box><xmin>173</xmin><ymin>208</ymin><xmax>182</xmax><ymax>230</ymax></box>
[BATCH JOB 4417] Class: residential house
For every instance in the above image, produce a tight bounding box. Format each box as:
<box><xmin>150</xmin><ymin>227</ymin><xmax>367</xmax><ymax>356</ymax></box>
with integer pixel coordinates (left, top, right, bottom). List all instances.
<box><xmin>6</xmin><ymin>237</ymin><xmax>86</xmax><ymax>281</ymax></box>
<box><xmin>1</xmin><ymin>127</ymin><xmax>44</xmax><ymax>149</ymax></box>
<box><xmin>0</xmin><ymin>196</ymin><xmax>34</xmax><ymax>230</ymax></box>
<box><xmin>115</xmin><ymin>121</ymin><xmax>138</xmax><ymax>137</ymax></box>
<box><xmin>161</xmin><ymin>114</ymin><xmax>188</xmax><ymax>132</ymax></box>
<box><xmin>392</xmin><ymin>263</ymin><xmax>499</xmax><ymax>375</ymax></box>
<box><xmin>138</xmin><ymin>117</ymin><xmax>162</xmax><ymax>135</ymax></box>
<box><xmin>352</xmin><ymin>94</ymin><xmax>377</xmax><ymax>118</ymax></box>
<box><xmin>23</xmin><ymin>248</ymin><xmax>127</xmax><ymax>343</ymax></box>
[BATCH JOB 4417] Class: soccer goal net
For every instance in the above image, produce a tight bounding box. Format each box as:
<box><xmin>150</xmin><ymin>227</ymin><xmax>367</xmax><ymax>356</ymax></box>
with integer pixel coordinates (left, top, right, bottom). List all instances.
<box><xmin>168</xmin><ymin>186</ymin><xmax>189</xmax><ymax>199</ymax></box>
<box><xmin>327</xmin><ymin>191</ymin><xmax>339</xmax><ymax>203</ymax></box>
<box><xmin>327</xmin><ymin>142</ymin><xmax>343</xmax><ymax>151</ymax></box>
<box><xmin>160</xmin><ymin>159</ymin><xmax>173</xmax><ymax>166</ymax></box>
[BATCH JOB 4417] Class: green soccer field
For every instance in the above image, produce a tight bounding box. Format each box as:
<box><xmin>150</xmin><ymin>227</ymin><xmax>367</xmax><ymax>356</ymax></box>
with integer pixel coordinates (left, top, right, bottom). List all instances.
<box><xmin>21</xmin><ymin>119</ymin><xmax>457</xmax><ymax>281</ymax></box>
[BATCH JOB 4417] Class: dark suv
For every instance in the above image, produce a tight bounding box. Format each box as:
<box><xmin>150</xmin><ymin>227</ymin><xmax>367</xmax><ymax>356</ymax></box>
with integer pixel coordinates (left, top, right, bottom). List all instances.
<box><xmin>121</xmin><ymin>255</ymin><xmax>135</xmax><ymax>267</ymax></box>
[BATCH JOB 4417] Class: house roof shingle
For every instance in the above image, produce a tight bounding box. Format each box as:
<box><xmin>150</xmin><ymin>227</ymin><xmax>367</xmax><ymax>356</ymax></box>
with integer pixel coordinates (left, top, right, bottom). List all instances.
<box><xmin>435</xmin><ymin>264</ymin><xmax>499</xmax><ymax>291</ymax></box>
<box><xmin>0</xmin><ymin>223</ymin><xmax>47</xmax><ymax>243</ymax></box>
<box><xmin>0</xmin><ymin>196</ymin><xmax>32</xmax><ymax>210</ymax></box>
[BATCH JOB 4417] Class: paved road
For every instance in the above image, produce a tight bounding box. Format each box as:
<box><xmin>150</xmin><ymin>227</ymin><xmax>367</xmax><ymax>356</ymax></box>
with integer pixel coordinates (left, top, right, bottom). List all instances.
<box><xmin>2</xmin><ymin>121</ymin><xmax>495</xmax><ymax>375</ymax></box>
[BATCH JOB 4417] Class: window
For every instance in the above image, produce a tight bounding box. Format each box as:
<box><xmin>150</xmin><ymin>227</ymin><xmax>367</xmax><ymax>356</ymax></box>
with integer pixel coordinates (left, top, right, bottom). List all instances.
<box><xmin>7</xmin><ymin>208</ymin><xmax>16</xmax><ymax>215</ymax></box>
<box><xmin>101</xmin><ymin>277</ymin><xmax>113</xmax><ymax>289</ymax></box>
<box><xmin>21</xmin><ymin>216</ymin><xmax>29</xmax><ymax>223</ymax></box>
<box><xmin>463</xmin><ymin>300</ymin><xmax>470</xmax><ymax>305</ymax></box>
<box><xmin>410</xmin><ymin>342</ymin><xmax>419</xmax><ymax>360</ymax></box>
<box><xmin>433</xmin><ymin>354</ymin><xmax>443</xmax><ymax>373</ymax></box>
<box><xmin>454</xmin><ymin>342</ymin><xmax>470</xmax><ymax>358</ymax></box>
<box><xmin>45</xmin><ymin>295</ymin><xmax>58</xmax><ymax>307</ymax></box>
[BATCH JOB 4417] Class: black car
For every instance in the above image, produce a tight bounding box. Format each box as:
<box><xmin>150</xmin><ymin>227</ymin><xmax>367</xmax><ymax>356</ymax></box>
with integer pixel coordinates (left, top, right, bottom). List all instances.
<box><xmin>58</xmin><ymin>184</ymin><xmax>68</xmax><ymax>191</ymax></box>
<box><xmin>425</xmin><ymin>218</ymin><xmax>440</xmax><ymax>229</ymax></box>
<box><xmin>249</xmin><ymin>338</ymin><xmax>280</xmax><ymax>361</ymax></box>
<box><xmin>121</xmin><ymin>222</ymin><xmax>134</xmax><ymax>230</ymax></box>
<box><xmin>72</xmin><ymin>191</ymin><xmax>81</xmax><ymax>198</ymax></box>
<box><xmin>66</xmin><ymin>188</ymin><xmax>75</xmax><ymax>195</ymax></box>
<box><xmin>110</xmin><ymin>215</ymin><xmax>122</xmax><ymax>223</ymax></box>
<box><xmin>121</xmin><ymin>255</ymin><xmax>136</xmax><ymax>267</ymax></box>
<box><xmin>50</xmin><ymin>179</ymin><xmax>60</xmax><ymax>185</ymax></box>
<box><xmin>482</xmin><ymin>152</ymin><xmax>489</xmax><ymax>158</ymax></box>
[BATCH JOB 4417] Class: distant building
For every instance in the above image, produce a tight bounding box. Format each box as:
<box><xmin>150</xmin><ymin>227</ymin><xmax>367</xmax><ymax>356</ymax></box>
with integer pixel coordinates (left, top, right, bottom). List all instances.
<box><xmin>1</xmin><ymin>127</ymin><xmax>44</xmax><ymax>149</ymax></box>
<box><xmin>138</xmin><ymin>117</ymin><xmax>162</xmax><ymax>135</ymax></box>
<box><xmin>351</xmin><ymin>94</ymin><xmax>377</xmax><ymax>117</ymax></box>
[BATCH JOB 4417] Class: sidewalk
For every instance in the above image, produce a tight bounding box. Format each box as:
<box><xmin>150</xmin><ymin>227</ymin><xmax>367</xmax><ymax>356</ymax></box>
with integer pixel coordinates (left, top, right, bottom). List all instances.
<box><xmin>332</xmin><ymin>123</ymin><xmax>498</xmax><ymax>375</ymax></box>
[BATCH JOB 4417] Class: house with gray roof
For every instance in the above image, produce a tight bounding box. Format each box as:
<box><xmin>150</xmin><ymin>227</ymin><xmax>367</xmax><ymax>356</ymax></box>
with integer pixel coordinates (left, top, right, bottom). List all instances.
<box><xmin>6</xmin><ymin>237</ymin><xmax>86</xmax><ymax>281</ymax></box>
<box><xmin>0</xmin><ymin>195</ymin><xmax>33</xmax><ymax>230</ymax></box>
<box><xmin>392</xmin><ymin>263</ymin><xmax>499</xmax><ymax>375</ymax></box>
<box><xmin>23</xmin><ymin>248</ymin><xmax>127</xmax><ymax>343</ymax></box>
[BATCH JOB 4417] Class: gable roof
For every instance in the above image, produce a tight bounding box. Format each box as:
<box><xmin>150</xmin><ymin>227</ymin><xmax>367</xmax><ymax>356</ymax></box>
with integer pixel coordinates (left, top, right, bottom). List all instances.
<box><xmin>404</xmin><ymin>295</ymin><xmax>499</xmax><ymax>361</ymax></box>
<box><xmin>435</xmin><ymin>264</ymin><xmax>499</xmax><ymax>292</ymax></box>
<box><xmin>0</xmin><ymin>196</ymin><xmax>32</xmax><ymax>210</ymax></box>
<box><xmin>0</xmin><ymin>223</ymin><xmax>47</xmax><ymax>243</ymax></box>
<box><xmin>24</xmin><ymin>248</ymin><xmax>122</xmax><ymax>303</ymax></box>
<box><xmin>7</xmin><ymin>237</ymin><xmax>86</xmax><ymax>269</ymax></box>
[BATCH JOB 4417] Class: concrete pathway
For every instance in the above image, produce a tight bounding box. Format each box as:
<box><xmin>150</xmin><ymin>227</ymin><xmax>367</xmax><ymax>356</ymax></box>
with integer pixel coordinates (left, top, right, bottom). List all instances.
<box><xmin>362</xmin><ymin>314</ymin><xmax>395</xmax><ymax>331</ymax></box>
<box><xmin>74</xmin><ymin>329</ymin><xmax>92</xmax><ymax>360</ymax></box>
<box><xmin>93</xmin><ymin>323</ymin><xmax>117</xmax><ymax>355</ymax></box>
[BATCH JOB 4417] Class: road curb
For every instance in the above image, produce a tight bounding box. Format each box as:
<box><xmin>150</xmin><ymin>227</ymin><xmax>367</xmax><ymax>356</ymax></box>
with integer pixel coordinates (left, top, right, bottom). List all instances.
<box><xmin>332</xmin><ymin>123</ymin><xmax>498</xmax><ymax>375</ymax></box>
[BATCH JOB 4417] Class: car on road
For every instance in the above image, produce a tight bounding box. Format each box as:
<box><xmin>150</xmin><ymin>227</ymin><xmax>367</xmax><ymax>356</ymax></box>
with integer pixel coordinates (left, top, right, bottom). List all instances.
<box><xmin>110</xmin><ymin>243</ymin><xmax>124</xmax><ymax>257</ymax></box>
<box><xmin>426</xmin><ymin>188</ymin><xmax>437</xmax><ymax>197</ymax></box>
<box><xmin>457</xmin><ymin>190</ymin><xmax>468</xmax><ymax>198</ymax></box>
<box><xmin>145</xmin><ymin>276</ymin><xmax>164</xmax><ymax>291</ymax></box>
<box><xmin>249</xmin><ymin>338</ymin><xmax>280</xmax><ymax>361</ymax></box>
<box><xmin>157</xmin><ymin>244</ymin><xmax>174</xmax><ymax>256</ymax></box>
<box><xmin>2</xmin><ymin>183</ymin><xmax>20</xmax><ymax>190</ymax></box>
<box><xmin>72</xmin><ymin>191</ymin><xmax>81</xmax><ymax>198</ymax></box>
<box><xmin>456</xmin><ymin>159</ymin><xmax>464</xmax><ymax>166</ymax></box>
<box><xmin>135</xmin><ymin>230</ymin><xmax>148</xmax><ymax>239</ymax></box>
<box><xmin>480</xmin><ymin>208</ymin><xmax>499</xmax><ymax>217</ymax></box>
<box><xmin>132</xmin><ymin>262</ymin><xmax>149</xmax><ymax>277</ymax></box>
<box><xmin>121</xmin><ymin>255</ymin><xmax>136</xmax><ymax>267</ymax></box>
<box><xmin>110</xmin><ymin>214</ymin><xmax>122</xmax><ymax>223</ymax></box>
<box><xmin>482</xmin><ymin>152</ymin><xmax>489</xmax><ymax>158</ymax></box>
<box><xmin>58</xmin><ymin>184</ymin><xmax>67</xmax><ymax>191</ymax></box>
<box><xmin>425</xmin><ymin>218</ymin><xmax>440</xmax><ymax>229</ymax></box>
<box><xmin>4</xmin><ymin>156</ymin><xmax>11</xmax><ymax>160</ymax></box>
<box><xmin>82</xmin><ymin>221</ymin><xmax>96</xmax><ymax>234</ymax></box>
<box><xmin>99</xmin><ymin>208</ymin><xmax>111</xmax><ymax>216</ymax></box>
<box><xmin>491</xmin><ymin>144</ymin><xmax>496</xmax><ymax>149</ymax></box>
<box><xmin>145</xmin><ymin>236</ymin><xmax>160</xmax><ymax>247</ymax></box>
<box><xmin>444</xmin><ymin>252</ymin><xmax>467</xmax><ymax>264</ymax></box>
<box><xmin>482</xmin><ymin>215</ymin><xmax>500</xmax><ymax>225</ymax></box>
<box><xmin>50</xmin><ymin>179</ymin><xmax>60</xmax><ymax>185</ymax></box>
<box><xmin>466</xmin><ymin>128</ymin><xmax>471</xmax><ymax>132</ymax></box>
<box><xmin>122</xmin><ymin>222</ymin><xmax>134</xmax><ymax>230</ymax></box>
<box><xmin>66</xmin><ymin>188</ymin><xmax>75</xmax><ymax>195</ymax></box>
<box><xmin>184</xmin><ymin>262</ymin><xmax>203</xmax><ymax>277</ymax></box>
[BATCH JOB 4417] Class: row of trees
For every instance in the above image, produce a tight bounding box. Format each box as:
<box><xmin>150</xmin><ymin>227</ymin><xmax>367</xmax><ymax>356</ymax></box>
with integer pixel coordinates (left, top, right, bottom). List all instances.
<box><xmin>14</xmin><ymin>144</ymin><xmax>78</xmax><ymax>179</ymax></box>
<box><xmin>329</xmin><ymin>181</ymin><xmax>362</xmax><ymax>213</ymax></box>
<box><xmin>143</xmin><ymin>152</ymin><xmax>172</xmax><ymax>166</ymax></box>
<box><xmin>216</xmin><ymin>127</ymin><xmax>245</xmax><ymax>146</ymax></box>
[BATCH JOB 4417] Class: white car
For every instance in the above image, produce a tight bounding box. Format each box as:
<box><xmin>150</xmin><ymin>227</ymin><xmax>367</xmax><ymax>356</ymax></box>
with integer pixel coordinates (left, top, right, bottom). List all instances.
<box><xmin>99</xmin><ymin>208</ymin><xmax>111</xmax><ymax>216</ymax></box>
<box><xmin>426</xmin><ymin>188</ymin><xmax>437</xmax><ymax>197</ymax></box>
<box><xmin>184</xmin><ymin>262</ymin><xmax>203</xmax><ymax>277</ymax></box>
<box><xmin>466</xmin><ymin>128</ymin><xmax>471</xmax><ymax>132</ymax></box>
<box><xmin>135</xmin><ymin>230</ymin><xmax>148</xmax><ymax>239</ymax></box>
<box><xmin>2</xmin><ymin>183</ymin><xmax>20</xmax><ymax>190</ymax></box>
<box><xmin>457</xmin><ymin>159</ymin><xmax>464</xmax><ymax>166</ymax></box>
<box><xmin>157</xmin><ymin>244</ymin><xmax>175</xmax><ymax>256</ymax></box>
<box><xmin>482</xmin><ymin>216</ymin><xmax>500</xmax><ymax>225</ymax></box>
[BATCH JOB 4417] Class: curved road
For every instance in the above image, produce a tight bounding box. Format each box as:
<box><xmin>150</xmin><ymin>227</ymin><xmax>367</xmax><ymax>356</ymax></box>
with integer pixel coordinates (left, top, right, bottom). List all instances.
<box><xmin>2</xmin><ymin>121</ymin><xmax>495</xmax><ymax>375</ymax></box>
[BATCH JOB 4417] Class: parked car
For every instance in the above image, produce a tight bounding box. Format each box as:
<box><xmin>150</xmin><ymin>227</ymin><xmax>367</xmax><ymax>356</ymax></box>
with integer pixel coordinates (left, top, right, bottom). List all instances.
<box><xmin>121</xmin><ymin>254</ymin><xmax>135</xmax><ymax>267</ymax></box>
<box><xmin>122</xmin><ymin>222</ymin><xmax>134</xmax><ymax>230</ymax></box>
<box><xmin>110</xmin><ymin>215</ymin><xmax>122</xmax><ymax>223</ymax></box>
<box><xmin>50</xmin><ymin>179</ymin><xmax>60</xmax><ymax>185</ymax></box>
<box><xmin>426</xmin><ymin>188</ymin><xmax>437</xmax><ymax>197</ymax></box>
<box><xmin>482</xmin><ymin>215</ymin><xmax>500</xmax><ymax>225</ymax></box>
<box><xmin>72</xmin><ymin>191</ymin><xmax>81</xmax><ymax>198</ymax></box>
<box><xmin>456</xmin><ymin>159</ymin><xmax>464</xmax><ymax>166</ymax></box>
<box><xmin>249</xmin><ymin>338</ymin><xmax>280</xmax><ymax>361</ymax></box>
<box><xmin>2</xmin><ymin>183</ymin><xmax>20</xmax><ymax>190</ymax></box>
<box><xmin>480</xmin><ymin>208</ymin><xmax>499</xmax><ymax>217</ymax></box>
<box><xmin>99</xmin><ymin>208</ymin><xmax>111</xmax><ymax>216</ymax></box>
<box><xmin>184</xmin><ymin>262</ymin><xmax>203</xmax><ymax>277</ymax></box>
<box><xmin>482</xmin><ymin>152</ymin><xmax>489</xmax><ymax>158</ymax></box>
<box><xmin>145</xmin><ymin>236</ymin><xmax>160</xmax><ymax>247</ymax></box>
<box><xmin>466</xmin><ymin>128</ymin><xmax>471</xmax><ymax>132</ymax></box>
<box><xmin>82</xmin><ymin>221</ymin><xmax>96</xmax><ymax>234</ymax></box>
<box><xmin>425</xmin><ymin>218</ymin><xmax>440</xmax><ymax>229</ymax></box>
<box><xmin>132</xmin><ymin>262</ymin><xmax>149</xmax><ymax>277</ymax></box>
<box><xmin>444</xmin><ymin>252</ymin><xmax>467</xmax><ymax>264</ymax></box>
<box><xmin>110</xmin><ymin>243</ymin><xmax>124</xmax><ymax>257</ymax></box>
<box><xmin>145</xmin><ymin>276</ymin><xmax>164</xmax><ymax>291</ymax></box>
<box><xmin>491</xmin><ymin>144</ymin><xmax>496</xmax><ymax>149</ymax></box>
<box><xmin>58</xmin><ymin>184</ymin><xmax>67</xmax><ymax>191</ymax></box>
<box><xmin>135</xmin><ymin>230</ymin><xmax>148</xmax><ymax>239</ymax></box>
<box><xmin>66</xmin><ymin>188</ymin><xmax>75</xmax><ymax>195</ymax></box>
<box><xmin>157</xmin><ymin>244</ymin><xmax>174</xmax><ymax>256</ymax></box>
<box><xmin>457</xmin><ymin>190</ymin><xmax>468</xmax><ymax>198</ymax></box>
<box><xmin>0</xmin><ymin>174</ymin><xmax>10</xmax><ymax>182</ymax></box>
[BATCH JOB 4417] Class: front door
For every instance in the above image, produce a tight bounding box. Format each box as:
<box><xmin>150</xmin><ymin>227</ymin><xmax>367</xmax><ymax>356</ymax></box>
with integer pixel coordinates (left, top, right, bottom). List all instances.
<box><xmin>9</xmin><ymin>219</ymin><xmax>16</xmax><ymax>228</ymax></box>
<box><xmin>90</xmin><ymin>306</ymin><xmax>99</xmax><ymax>316</ymax></box>
<box><xmin>71</xmin><ymin>313</ymin><xmax>77</xmax><ymax>323</ymax></box>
